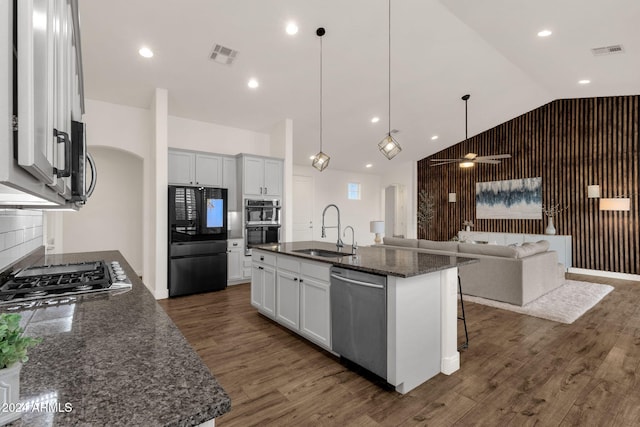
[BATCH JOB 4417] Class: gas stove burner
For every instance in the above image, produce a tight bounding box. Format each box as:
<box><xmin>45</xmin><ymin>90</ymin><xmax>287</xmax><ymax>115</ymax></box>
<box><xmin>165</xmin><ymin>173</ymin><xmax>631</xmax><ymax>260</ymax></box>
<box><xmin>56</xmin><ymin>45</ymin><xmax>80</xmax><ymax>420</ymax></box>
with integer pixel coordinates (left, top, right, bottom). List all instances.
<box><xmin>0</xmin><ymin>260</ymin><xmax>132</xmax><ymax>306</ymax></box>
<box><xmin>25</xmin><ymin>290</ymin><xmax>48</xmax><ymax>298</ymax></box>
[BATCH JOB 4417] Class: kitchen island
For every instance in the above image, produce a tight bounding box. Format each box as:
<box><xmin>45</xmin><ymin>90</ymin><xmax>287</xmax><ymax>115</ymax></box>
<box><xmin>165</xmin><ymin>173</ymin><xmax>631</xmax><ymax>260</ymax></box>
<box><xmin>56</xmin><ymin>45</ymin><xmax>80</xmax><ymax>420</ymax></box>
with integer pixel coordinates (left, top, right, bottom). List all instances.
<box><xmin>1</xmin><ymin>250</ymin><xmax>230</xmax><ymax>426</ymax></box>
<box><xmin>250</xmin><ymin>241</ymin><xmax>477</xmax><ymax>394</ymax></box>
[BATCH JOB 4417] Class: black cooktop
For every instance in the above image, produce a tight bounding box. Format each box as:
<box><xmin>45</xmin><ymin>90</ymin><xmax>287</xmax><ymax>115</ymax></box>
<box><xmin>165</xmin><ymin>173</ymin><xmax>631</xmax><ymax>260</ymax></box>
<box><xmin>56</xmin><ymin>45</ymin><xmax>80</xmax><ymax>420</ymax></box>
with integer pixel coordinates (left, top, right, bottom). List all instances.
<box><xmin>0</xmin><ymin>261</ymin><xmax>112</xmax><ymax>303</ymax></box>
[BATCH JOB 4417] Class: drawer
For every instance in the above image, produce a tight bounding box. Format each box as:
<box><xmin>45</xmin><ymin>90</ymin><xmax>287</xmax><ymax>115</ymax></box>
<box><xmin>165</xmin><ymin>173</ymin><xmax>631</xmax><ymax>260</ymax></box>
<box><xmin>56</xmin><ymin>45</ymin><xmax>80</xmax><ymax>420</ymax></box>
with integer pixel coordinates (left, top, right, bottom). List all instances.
<box><xmin>300</xmin><ymin>260</ymin><xmax>331</xmax><ymax>282</ymax></box>
<box><xmin>277</xmin><ymin>255</ymin><xmax>300</xmax><ymax>273</ymax></box>
<box><xmin>252</xmin><ymin>250</ymin><xmax>276</xmax><ymax>266</ymax></box>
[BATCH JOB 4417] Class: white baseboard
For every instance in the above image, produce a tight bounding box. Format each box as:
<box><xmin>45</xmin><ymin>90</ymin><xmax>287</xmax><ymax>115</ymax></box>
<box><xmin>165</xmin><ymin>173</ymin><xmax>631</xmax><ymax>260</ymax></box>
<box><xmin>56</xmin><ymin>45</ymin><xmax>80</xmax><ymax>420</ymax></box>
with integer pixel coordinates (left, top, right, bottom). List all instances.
<box><xmin>441</xmin><ymin>353</ymin><xmax>460</xmax><ymax>375</ymax></box>
<box><xmin>155</xmin><ymin>288</ymin><xmax>169</xmax><ymax>300</ymax></box>
<box><xmin>568</xmin><ymin>267</ymin><xmax>640</xmax><ymax>282</ymax></box>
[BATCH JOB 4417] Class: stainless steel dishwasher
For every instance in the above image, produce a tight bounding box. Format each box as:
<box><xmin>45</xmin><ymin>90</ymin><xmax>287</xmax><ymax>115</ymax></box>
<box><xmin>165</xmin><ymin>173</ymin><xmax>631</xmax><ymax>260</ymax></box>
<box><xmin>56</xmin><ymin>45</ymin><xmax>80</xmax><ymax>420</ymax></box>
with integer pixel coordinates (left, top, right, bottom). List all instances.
<box><xmin>330</xmin><ymin>266</ymin><xmax>387</xmax><ymax>379</ymax></box>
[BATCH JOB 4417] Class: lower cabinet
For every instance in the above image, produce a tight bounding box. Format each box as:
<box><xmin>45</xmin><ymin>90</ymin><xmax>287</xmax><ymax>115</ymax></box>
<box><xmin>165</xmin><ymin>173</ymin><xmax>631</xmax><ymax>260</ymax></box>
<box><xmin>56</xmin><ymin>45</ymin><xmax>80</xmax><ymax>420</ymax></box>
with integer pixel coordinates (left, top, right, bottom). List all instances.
<box><xmin>227</xmin><ymin>239</ymin><xmax>244</xmax><ymax>284</ymax></box>
<box><xmin>250</xmin><ymin>258</ymin><xmax>276</xmax><ymax>318</ymax></box>
<box><xmin>252</xmin><ymin>250</ymin><xmax>331</xmax><ymax>350</ymax></box>
<box><xmin>299</xmin><ymin>275</ymin><xmax>331</xmax><ymax>348</ymax></box>
<box><xmin>276</xmin><ymin>270</ymin><xmax>300</xmax><ymax>330</ymax></box>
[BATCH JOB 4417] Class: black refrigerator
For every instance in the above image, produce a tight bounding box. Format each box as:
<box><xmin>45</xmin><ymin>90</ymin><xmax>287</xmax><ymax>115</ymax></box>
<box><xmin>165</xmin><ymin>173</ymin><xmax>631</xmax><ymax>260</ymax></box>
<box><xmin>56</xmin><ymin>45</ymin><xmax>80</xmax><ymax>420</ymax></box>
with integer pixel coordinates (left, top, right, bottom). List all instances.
<box><xmin>168</xmin><ymin>186</ymin><xmax>228</xmax><ymax>297</ymax></box>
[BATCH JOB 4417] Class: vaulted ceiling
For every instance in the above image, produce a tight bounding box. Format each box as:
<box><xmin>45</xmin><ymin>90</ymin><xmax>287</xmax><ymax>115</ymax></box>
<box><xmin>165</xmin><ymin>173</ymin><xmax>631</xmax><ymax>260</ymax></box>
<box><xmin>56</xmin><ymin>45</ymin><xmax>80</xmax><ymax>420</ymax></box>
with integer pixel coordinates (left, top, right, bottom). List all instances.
<box><xmin>80</xmin><ymin>0</ymin><xmax>640</xmax><ymax>172</ymax></box>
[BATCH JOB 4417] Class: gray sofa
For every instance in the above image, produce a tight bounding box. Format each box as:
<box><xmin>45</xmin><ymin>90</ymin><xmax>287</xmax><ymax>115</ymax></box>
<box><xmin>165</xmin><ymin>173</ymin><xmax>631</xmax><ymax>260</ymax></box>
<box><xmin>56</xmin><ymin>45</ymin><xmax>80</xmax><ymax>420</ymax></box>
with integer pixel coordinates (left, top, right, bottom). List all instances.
<box><xmin>380</xmin><ymin>237</ymin><xmax>564</xmax><ymax>306</ymax></box>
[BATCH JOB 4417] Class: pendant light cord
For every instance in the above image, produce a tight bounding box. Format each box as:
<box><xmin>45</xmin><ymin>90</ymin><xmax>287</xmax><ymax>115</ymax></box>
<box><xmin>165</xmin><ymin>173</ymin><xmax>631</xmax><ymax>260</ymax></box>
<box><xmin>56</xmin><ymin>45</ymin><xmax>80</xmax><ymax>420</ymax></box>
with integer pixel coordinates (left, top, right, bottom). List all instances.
<box><xmin>388</xmin><ymin>0</ymin><xmax>391</xmax><ymax>137</ymax></box>
<box><xmin>320</xmin><ymin>34</ymin><xmax>323</xmax><ymax>152</ymax></box>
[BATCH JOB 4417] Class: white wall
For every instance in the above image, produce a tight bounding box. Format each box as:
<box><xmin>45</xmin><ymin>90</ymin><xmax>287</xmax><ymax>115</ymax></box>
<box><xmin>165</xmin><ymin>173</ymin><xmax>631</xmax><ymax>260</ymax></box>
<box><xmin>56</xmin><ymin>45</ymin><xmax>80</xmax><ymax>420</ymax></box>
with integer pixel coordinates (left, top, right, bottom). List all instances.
<box><xmin>168</xmin><ymin>115</ymin><xmax>270</xmax><ymax>155</ymax></box>
<box><xmin>293</xmin><ymin>165</ymin><xmax>382</xmax><ymax>247</ymax></box>
<box><xmin>84</xmin><ymin>99</ymin><xmax>151</xmax><ymax>159</ymax></box>
<box><xmin>0</xmin><ymin>209</ymin><xmax>43</xmax><ymax>271</ymax></box>
<box><xmin>61</xmin><ymin>147</ymin><xmax>143</xmax><ymax>274</ymax></box>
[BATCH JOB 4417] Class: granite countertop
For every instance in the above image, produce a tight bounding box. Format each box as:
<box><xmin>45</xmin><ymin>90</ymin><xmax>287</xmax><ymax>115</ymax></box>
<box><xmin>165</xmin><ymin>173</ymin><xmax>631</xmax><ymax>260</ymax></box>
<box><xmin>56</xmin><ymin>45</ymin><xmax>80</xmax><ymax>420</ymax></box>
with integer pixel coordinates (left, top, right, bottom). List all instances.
<box><xmin>1</xmin><ymin>250</ymin><xmax>230</xmax><ymax>427</ymax></box>
<box><xmin>253</xmin><ymin>241</ymin><xmax>477</xmax><ymax>278</ymax></box>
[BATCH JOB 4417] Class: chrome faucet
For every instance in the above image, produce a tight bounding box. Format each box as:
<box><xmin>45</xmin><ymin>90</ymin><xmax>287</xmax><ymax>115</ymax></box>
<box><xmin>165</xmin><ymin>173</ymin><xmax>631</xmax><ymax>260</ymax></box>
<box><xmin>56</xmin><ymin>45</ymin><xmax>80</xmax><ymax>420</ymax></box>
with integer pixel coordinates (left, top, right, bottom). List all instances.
<box><xmin>321</xmin><ymin>204</ymin><xmax>344</xmax><ymax>249</ymax></box>
<box><xmin>343</xmin><ymin>226</ymin><xmax>357</xmax><ymax>255</ymax></box>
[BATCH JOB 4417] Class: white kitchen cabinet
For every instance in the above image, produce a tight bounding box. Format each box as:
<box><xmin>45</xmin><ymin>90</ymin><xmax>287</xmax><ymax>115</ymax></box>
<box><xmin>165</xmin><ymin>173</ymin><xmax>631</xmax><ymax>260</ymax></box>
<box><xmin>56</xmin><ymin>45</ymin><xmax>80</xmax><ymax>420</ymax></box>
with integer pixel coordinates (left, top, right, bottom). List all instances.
<box><xmin>1</xmin><ymin>0</ymin><xmax>82</xmax><ymax>207</ymax></box>
<box><xmin>222</xmin><ymin>156</ymin><xmax>237</xmax><ymax>211</ymax></box>
<box><xmin>227</xmin><ymin>239</ymin><xmax>244</xmax><ymax>284</ymax></box>
<box><xmin>241</xmin><ymin>155</ymin><xmax>283</xmax><ymax>198</ymax></box>
<box><xmin>276</xmin><ymin>269</ymin><xmax>300</xmax><ymax>330</ymax></box>
<box><xmin>168</xmin><ymin>149</ymin><xmax>222</xmax><ymax>187</ymax></box>
<box><xmin>299</xmin><ymin>264</ymin><xmax>331</xmax><ymax>348</ymax></box>
<box><xmin>252</xmin><ymin>251</ymin><xmax>332</xmax><ymax>350</ymax></box>
<box><xmin>195</xmin><ymin>153</ymin><xmax>222</xmax><ymax>186</ymax></box>
<box><xmin>250</xmin><ymin>251</ymin><xmax>276</xmax><ymax>318</ymax></box>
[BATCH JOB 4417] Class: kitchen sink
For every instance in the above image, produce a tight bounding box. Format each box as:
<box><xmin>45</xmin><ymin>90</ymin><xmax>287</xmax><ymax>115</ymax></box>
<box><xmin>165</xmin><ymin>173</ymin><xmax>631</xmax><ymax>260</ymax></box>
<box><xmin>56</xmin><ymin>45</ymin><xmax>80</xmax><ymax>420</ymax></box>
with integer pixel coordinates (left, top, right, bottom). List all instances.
<box><xmin>293</xmin><ymin>248</ymin><xmax>349</xmax><ymax>258</ymax></box>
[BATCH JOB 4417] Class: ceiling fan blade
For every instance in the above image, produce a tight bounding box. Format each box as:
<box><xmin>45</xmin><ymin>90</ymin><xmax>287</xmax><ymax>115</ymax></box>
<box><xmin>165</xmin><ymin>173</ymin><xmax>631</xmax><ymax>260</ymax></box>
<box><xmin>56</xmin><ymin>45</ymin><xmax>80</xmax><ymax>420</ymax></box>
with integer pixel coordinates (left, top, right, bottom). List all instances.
<box><xmin>474</xmin><ymin>159</ymin><xmax>501</xmax><ymax>164</ymax></box>
<box><xmin>463</xmin><ymin>153</ymin><xmax>478</xmax><ymax>160</ymax></box>
<box><xmin>430</xmin><ymin>158</ymin><xmax>461</xmax><ymax>162</ymax></box>
<box><xmin>430</xmin><ymin>162</ymin><xmax>459</xmax><ymax>167</ymax></box>
<box><xmin>475</xmin><ymin>154</ymin><xmax>512</xmax><ymax>160</ymax></box>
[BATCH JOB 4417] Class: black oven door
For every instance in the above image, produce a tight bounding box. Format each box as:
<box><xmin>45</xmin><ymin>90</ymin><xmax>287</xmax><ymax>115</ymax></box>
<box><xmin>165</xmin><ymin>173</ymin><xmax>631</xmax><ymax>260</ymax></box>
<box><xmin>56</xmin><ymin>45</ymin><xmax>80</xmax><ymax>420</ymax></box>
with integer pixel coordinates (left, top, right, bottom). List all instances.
<box><xmin>246</xmin><ymin>227</ymin><xmax>263</xmax><ymax>244</ymax></box>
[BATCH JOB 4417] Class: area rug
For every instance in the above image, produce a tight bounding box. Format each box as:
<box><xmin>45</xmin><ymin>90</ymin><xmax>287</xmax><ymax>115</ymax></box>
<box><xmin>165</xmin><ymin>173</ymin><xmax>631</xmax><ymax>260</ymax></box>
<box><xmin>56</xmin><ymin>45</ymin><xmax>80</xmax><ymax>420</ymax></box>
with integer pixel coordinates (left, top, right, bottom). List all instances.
<box><xmin>462</xmin><ymin>280</ymin><xmax>614</xmax><ymax>324</ymax></box>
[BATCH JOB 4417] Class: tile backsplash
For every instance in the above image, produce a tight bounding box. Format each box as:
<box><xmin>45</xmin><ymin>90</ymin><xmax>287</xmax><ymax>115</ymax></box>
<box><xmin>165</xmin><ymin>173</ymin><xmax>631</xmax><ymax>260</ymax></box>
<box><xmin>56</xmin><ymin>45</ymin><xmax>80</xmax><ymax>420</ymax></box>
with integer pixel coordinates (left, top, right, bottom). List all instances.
<box><xmin>0</xmin><ymin>209</ymin><xmax>44</xmax><ymax>272</ymax></box>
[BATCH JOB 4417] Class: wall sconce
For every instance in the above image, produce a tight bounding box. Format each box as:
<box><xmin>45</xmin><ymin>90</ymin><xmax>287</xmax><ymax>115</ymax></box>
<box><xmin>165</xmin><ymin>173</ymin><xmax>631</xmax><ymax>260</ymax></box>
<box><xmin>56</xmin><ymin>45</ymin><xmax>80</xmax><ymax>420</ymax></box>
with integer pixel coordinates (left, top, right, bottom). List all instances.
<box><xmin>370</xmin><ymin>220</ymin><xmax>385</xmax><ymax>244</ymax></box>
<box><xmin>587</xmin><ymin>185</ymin><xmax>600</xmax><ymax>198</ymax></box>
<box><xmin>599</xmin><ymin>198</ymin><xmax>631</xmax><ymax>211</ymax></box>
<box><xmin>448</xmin><ymin>193</ymin><xmax>456</xmax><ymax>203</ymax></box>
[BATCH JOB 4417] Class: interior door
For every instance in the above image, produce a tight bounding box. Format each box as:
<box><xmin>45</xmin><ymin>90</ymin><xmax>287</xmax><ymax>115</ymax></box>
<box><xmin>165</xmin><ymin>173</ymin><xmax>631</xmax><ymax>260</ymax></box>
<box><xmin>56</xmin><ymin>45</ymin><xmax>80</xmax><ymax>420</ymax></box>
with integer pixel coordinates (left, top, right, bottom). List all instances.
<box><xmin>292</xmin><ymin>175</ymin><xmax>314</xmax><ymax>241</ymax></box>
<box><xmin>17</xmin><ymin>0</ymin><xmax>57</xmax><ymax>185</ymax></box>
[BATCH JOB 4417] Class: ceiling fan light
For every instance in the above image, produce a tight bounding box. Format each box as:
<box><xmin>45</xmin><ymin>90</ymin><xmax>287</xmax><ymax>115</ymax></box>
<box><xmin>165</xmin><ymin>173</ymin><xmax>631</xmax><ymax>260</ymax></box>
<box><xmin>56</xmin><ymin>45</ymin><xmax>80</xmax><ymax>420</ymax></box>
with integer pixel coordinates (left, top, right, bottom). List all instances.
<box><xmin>459</xmin><ymin>161</ymin><xmax>474</xmax><ymax>168</ymax></box>
<box><xmin>378</xmin><ymin>134</ymin><xmax>402</xmax><ymax>160</ymax></box>
<box><xmin>312</xmin><ymin>151</ymin><xmax>330</xmax><ymax>171</ymax></box>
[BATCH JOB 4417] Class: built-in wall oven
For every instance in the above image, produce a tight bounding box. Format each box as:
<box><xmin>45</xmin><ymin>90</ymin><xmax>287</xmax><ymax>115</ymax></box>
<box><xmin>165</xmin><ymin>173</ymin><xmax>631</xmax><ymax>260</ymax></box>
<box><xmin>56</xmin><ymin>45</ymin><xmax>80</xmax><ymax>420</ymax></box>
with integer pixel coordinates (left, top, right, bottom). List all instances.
<box><xmin>245</xmin><ymin>199</ymin><xmax>281</xmax><ymax>255</ymax></box>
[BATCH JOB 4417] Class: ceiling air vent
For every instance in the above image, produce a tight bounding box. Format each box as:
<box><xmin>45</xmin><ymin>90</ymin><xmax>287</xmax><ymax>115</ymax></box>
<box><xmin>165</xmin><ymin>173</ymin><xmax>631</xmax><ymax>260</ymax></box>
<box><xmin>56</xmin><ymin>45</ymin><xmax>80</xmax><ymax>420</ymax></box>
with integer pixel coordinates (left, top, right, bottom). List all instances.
<box><xmin>591</xmin><ymin>44</ymin><xmax>624</xmax><ymax>56</ymax></box>
<box><xmin>210</xmin><ymin>44</ymin><xmax>238</xmax><ymax>65</ymax></box>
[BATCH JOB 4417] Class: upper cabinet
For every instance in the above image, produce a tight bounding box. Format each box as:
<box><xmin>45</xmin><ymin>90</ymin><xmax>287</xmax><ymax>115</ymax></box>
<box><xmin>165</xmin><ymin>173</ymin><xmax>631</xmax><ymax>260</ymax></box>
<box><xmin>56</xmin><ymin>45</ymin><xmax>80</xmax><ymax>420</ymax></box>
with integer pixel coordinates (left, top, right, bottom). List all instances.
<box><xmin>1</xmin><ymin>0</ymin><xmax>85</xmax><ymax>207</ymax></box>
<box><xmin>168</xmin><ymin>150</ymin><xmax>222</xmax><ymax>187</ymax></box>
<box><xmin>241</xmin><ymin>155</ymin><xmax>283</xmax><ymax>198</ymax></box>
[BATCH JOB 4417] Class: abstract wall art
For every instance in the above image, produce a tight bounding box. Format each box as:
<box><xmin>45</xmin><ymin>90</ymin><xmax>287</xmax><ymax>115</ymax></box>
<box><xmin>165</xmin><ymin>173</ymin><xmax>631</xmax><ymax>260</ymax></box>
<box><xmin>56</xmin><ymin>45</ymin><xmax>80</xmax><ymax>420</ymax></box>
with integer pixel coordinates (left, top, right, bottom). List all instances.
<box><xmin>476</xmin><ymin>177</ymin><xmax>542</xmax><ymax>219</ymax></box>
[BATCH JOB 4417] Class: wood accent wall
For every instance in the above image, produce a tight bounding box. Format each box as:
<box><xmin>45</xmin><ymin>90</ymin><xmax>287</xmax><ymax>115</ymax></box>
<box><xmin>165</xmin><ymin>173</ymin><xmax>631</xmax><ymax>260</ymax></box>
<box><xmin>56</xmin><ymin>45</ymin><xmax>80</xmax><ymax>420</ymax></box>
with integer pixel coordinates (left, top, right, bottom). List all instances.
<box><xmin>417</xmin><ymin>95</ymin><xmax>639</xmax><ymax>275</ymax></box>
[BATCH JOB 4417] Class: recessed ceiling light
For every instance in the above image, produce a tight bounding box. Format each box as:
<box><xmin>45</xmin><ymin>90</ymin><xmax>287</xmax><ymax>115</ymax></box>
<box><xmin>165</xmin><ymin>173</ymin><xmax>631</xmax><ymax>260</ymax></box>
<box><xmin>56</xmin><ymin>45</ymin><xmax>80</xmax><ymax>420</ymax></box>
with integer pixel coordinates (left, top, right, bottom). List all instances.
<box><xmin>286</xmin><ymin>22</ymin><xmax>299</xmax><ymax>35</ymax></box>
<box><xmin>537</xmin><ymin>29</ymin><xmax>552</xmax><ymax>37</ymax></box>
<box><xmin>138</xmin><ymin>47</ymin><xmax>153</xmax><ymax>58</ymax></box>
<box><xmin>365</xmin><ymin>164</ymin><xmax>373</xmax><ymax>168</ymax></box>
<box><xmin>371</xmin><ymin>117</ymin><xmax>380</xmax><ymax>123</ymax></box>
<box><xmin>431</xmin><ymin>135</ymin><xmax>439</xmax><ymax>140</ymax></box>
<box><xmin>578</xmin><ymin>79</ymin><xmax>591</xmax><ymax>85</ymax></box>
<box><xmin>248</xmin><ymin>78</ymin><xmax>259</xmax><ymax>89</ymax></box>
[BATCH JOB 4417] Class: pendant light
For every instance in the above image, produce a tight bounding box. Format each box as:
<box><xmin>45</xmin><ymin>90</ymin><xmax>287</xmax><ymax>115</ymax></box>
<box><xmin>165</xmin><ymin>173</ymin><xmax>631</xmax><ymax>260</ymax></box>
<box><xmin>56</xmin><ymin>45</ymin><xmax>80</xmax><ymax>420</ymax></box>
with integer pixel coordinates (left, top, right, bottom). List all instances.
<box><xmin>312</xmin><ymin>27</ymin><xmax>330</xmax><ymax>171</ymax></box>
<box><xmin>378</xmin><ymin>0</ymin><xmax>402</xmax><ymax>160</ymax></box>
<box><xmin>459</xmin><ymin>94</ymin><xmax>473</xmax><ymax>168</ymax></box>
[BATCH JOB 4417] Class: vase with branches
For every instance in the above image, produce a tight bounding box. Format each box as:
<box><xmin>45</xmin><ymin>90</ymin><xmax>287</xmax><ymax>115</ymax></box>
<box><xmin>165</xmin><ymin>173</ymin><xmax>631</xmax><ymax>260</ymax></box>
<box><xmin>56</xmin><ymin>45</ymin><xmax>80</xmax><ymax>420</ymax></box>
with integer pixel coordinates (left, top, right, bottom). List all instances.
<box><xmin>417</xmin><ymin>190</ymin><xmax>434</xmax><ymax>238</ymax></box>
<box><xmin>541</xmin><ymin>203</ymin><xmax>568</xmax><ymax>235</ymax></box>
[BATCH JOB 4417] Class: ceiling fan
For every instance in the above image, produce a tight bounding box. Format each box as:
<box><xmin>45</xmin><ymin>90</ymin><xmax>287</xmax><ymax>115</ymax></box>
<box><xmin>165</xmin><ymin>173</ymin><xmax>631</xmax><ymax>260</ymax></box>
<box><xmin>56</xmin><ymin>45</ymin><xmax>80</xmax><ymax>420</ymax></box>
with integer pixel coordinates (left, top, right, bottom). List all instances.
<box><xmin>430</xmin><ymin>94</ymin><xmax>511</xmax><ymax>168</ymax></box>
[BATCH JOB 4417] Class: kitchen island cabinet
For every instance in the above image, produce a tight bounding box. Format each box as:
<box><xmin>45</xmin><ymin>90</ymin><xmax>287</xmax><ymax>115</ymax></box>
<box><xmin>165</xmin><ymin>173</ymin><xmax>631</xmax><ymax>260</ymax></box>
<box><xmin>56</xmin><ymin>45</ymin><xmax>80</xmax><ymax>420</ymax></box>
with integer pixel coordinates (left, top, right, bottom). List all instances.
<box><xmin>251</xmin><ymin>241</ymin><xmax>477</xmax><ymax>394</ymax></box>
<box><xmin>0</xmin><ymin>250</ymin><xmax>230</xmax><ymax>426</ymax></box>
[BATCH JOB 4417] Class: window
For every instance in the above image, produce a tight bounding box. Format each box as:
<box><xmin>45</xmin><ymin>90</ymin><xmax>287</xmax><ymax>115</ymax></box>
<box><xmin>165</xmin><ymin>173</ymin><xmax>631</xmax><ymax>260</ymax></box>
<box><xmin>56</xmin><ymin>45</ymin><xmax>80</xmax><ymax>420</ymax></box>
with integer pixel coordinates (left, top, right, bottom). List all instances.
<box><xmin>347</xmin><ymin>182</ymin><xmax>361</xmax><ymax>200</ymax></box>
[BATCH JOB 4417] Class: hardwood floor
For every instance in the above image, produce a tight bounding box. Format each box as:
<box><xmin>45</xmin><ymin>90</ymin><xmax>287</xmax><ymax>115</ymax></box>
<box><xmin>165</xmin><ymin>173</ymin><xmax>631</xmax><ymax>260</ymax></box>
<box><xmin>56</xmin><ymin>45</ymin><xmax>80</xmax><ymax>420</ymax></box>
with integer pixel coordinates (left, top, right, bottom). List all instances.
<box><xmin>158</xmin><ymin>273</ymin><xmax>640</xmax><ymax>426</ymax></box>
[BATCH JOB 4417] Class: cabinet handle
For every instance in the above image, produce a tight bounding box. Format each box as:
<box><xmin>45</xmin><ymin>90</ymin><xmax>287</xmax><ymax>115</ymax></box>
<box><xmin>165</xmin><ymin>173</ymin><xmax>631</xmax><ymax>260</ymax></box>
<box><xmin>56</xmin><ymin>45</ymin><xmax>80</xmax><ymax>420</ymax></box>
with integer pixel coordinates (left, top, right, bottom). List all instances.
<box><xmin>258</xmin><ymin>266</ymin><xmax>264</xmax><ymax>270</ymax></box>
<box><xmin>260</xmin><ymin>256</ymin><xmax>264</xmax><ymax>261</ymax></box>
<box><xmin>260</xmin><ymin>187</ymin><xmax>263</xmax><ymax>195</ymax></box>
<box><xmin>53</xmin><ymin>129</ymin><xmax>71</xmax><ymax>178</ymax></box>
<box><xmin>264</xmin><ymin>187</ymin><xmax>267</xmax><ymax>194</ymax></box>
<box><xmin>233</xmin><ymin>243</ymin><xmax>238</xmax><ymax>246</ymax></box>
<box><xmin>299</xmin><ymin>279</ymin><xmax>303</xmax><ymax>283</ymax></box>
<box><xmin>294</xmin><ymin>277</ymin><xmax>298</xmax><ymax>282</ymax></box>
